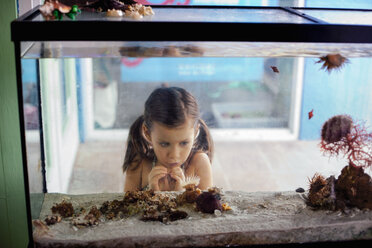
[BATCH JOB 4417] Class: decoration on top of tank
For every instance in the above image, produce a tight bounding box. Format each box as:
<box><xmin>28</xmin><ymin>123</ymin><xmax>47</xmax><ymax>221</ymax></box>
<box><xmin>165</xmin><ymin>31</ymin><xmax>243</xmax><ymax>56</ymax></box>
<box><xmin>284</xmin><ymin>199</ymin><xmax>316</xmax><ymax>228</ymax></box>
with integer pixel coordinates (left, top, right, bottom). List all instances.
<box><xmin>106</xmin><ymin>3</ymin><xmax>154</xmax><ymax>18</ymax></box>
<box><xmin>62</xmin><ymin>0</ymin><xmax>154</xmax><ymax>18</ymax></box>
<box><xmin>316</xmin><ymin>54</ymin><xmax>349</xmax><ymax>73</ymax></box>
<box><xmin>51</xmin><ymin>0</ymin><xmax>137</xmax><ymax>11</ymax></box>
<box><xmin>122</xmin><ymin>3</ymin><xmax>155</xmax><ymax>19</ymax></box>
<box><xmin>39</xmin><ymin>1</ymin><xmax>81</xmax><ymax>20</ymax></box>
<box><xmin>39</xmin><ymin>1</ymin><xmax>153</xmax><ymax>20</ymax></box>
<box><xmin>306</xmin><ymin>114</ymin><xmax>372</xmax><ymax>211</ymax></box>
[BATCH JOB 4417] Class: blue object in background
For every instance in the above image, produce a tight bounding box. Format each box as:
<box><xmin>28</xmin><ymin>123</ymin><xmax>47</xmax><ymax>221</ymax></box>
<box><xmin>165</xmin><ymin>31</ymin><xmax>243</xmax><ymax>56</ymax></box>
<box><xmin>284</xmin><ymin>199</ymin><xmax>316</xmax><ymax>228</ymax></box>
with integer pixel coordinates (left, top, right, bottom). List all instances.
<box><xmin>75</xmin><ymin>59</ymin><xmax>85</xmax><ymax>143</ymax></box>
<box><xmin>21</xmin><ymin>59</ymin><xmax>37</xmax><ymax>84</ymax></box>
<box><xmin>121</xmin><ymin>57</ymin><xmax>264</xmax><ymax>83</ymax></box>
<box><xmin>299</xmin><ymin>57</ymin><xmax>372</xmax><ymax>140</ymax></box>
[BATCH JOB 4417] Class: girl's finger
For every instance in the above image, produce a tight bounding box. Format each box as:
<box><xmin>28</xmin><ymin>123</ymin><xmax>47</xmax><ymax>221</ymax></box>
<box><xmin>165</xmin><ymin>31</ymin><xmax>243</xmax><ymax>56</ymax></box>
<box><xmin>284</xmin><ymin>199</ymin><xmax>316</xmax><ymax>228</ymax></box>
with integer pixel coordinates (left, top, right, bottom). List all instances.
<box><xmin>169</xmin><ymin>173</ymin><xmax>185</xmax><ymax>184</ymax></box>
<box><xmin>170</xmin><ymin>170</ymin><xmax>185</xmax><ymax>181</ymax></box>
<box><xmin>168</xmin><ymin>174</ymin><xmax>184</xmax><ymax>191</ymax></box>
<box><xmin>149</xmin><ymin>166</ymin><xmax>167</xmax><ymax>178</ymax></box>
<box><xmin>149</xmin><ymin>173</ymin><xmax>166</xmax><ymax>190</ymax></box>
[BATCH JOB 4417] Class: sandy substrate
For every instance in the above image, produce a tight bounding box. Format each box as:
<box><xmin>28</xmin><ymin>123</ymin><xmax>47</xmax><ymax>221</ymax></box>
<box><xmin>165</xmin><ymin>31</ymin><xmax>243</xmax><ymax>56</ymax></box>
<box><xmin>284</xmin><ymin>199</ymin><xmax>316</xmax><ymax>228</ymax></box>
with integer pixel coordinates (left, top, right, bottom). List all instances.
<box><xmin>33</xmin><ymin>191</ymin><xmax>372</xmax><ymax>247</ymax></box>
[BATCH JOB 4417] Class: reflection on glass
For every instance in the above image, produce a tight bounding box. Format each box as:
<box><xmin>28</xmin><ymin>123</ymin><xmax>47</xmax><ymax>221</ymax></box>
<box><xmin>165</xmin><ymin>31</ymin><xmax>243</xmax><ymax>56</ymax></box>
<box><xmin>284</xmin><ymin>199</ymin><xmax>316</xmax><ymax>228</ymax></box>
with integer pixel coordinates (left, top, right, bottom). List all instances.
<box><xmin>21</xmin><ymin>59</ymin><xmax>44</xmax><ymax>219</ymax></box>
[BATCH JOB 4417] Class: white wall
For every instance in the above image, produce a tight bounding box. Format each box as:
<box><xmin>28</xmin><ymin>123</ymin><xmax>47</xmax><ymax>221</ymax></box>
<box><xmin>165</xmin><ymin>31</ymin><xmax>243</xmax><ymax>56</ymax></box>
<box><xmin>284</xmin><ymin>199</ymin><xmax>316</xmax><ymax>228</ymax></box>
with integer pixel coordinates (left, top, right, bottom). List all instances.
<box><xmin>18</xmin><ymin>0</ymin><xmax>42</xmax><ymax>16</ymax></box>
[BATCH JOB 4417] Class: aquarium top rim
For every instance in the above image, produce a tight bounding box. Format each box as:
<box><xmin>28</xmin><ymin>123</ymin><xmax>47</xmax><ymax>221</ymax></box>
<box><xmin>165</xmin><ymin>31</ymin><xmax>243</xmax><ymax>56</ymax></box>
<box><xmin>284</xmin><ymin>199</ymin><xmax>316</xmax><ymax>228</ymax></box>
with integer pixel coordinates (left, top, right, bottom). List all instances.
<box><xmin>11</xmin><ymin>5</ymin><xmax>372</xmax><ymax>43</ymax></box>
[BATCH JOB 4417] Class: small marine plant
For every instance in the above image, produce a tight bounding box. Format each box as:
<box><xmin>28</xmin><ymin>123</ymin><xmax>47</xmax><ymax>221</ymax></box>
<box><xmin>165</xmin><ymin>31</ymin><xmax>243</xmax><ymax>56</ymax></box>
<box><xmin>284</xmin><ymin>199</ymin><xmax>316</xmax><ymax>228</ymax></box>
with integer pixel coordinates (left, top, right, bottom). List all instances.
<box><xmin>320</xmin><ymin>115</ymin><xmax>372</xmax><ymax>169</ymax></box>
<box><xmin>307</xmin><ymin>115</ymin><xmax>372</xmax><ymax>210</ymax></box>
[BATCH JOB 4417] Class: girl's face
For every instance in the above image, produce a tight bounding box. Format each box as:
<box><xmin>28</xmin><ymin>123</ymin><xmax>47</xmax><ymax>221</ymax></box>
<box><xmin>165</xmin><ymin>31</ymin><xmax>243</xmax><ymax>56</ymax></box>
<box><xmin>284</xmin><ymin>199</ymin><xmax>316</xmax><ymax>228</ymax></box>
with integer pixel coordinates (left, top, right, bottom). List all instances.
<box><xmin>144</xmin><ymin>118</ymin><xmax>198</xmax><ymax>170</ymax></box>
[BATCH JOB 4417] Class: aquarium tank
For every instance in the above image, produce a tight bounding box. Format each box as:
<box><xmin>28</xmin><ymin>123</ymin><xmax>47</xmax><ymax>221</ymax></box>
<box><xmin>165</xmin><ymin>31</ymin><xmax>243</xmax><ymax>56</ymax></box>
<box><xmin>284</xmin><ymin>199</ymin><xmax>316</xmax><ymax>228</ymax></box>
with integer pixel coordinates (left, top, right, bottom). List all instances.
<box><xmin>11</xmin><ymin>0</ymin><xmax>372</xmax><ymax>247</ymax></box>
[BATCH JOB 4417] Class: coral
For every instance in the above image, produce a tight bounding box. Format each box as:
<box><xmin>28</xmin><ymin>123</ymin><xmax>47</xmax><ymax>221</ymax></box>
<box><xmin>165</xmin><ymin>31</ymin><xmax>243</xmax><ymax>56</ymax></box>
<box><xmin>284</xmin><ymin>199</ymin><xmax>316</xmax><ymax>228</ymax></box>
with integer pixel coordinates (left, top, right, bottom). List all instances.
<box><xmin>335</xmin><ymin>165</ymin><xmax>372</xmax><ymax>210</ymax></box>
<box><xmin>87</xmin><ymin>205</ymin><xmax>101</xmax><ymax>219</ymax></box>
<box><xmin>44</xmin><ymin>215</ymin><xmax>62</xmax><ymax>225</ymax></box>
<box><xmin>320</xmin><ymin>115</ymin><xmax>372</xmax><ymax>169</ymax></box>
<box><xmin>307</xmin><ymin>166</ymin><xmax>372</xmax><ymax>210</ymax></box>
<box><xmin>307</xmin><ymin>173</ymin><xmax>336</xmax><ymax>209</ymax></box>
<box><xmin>309</xmin><ymin>115</ymin><xmax>372</xmax><ymax>211</ymax></box>
<box><xmin>100</xmin><ymin>199</ymin><xmax>129</xmax><ymax>220</ymax></box>
<box><xmin>141</xmin><ymin>208</ymin><xmax>188</xmax><ymax>223</ymax></box>
<box><xmin>43</xmin><ymin>188</ymin><xmax>231</xmax><ymax>228</ymax></box>
<box><xmin>72</xmin><ymin>214</ymin><xmax>99</xmax><ymax>228</ymax></box>
<box><xmin>177</xmin><ymin>182</ymin><xmax>202</xmax><ymax>204</ymax></box>
<box><xmin>51</xmin><ymin>200</ymin><xmax>74</xmax><ymax>218</ymax></box>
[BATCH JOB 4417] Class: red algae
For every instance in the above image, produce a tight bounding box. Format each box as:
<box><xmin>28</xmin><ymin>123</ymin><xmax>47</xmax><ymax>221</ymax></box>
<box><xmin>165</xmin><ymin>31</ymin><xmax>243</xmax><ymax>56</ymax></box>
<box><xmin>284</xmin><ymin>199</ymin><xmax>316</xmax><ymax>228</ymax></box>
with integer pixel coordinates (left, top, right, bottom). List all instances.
<box><xmin>308</xmin><ymin>115</ymin><xmax>372</xmax><ymax>210</ymax></box>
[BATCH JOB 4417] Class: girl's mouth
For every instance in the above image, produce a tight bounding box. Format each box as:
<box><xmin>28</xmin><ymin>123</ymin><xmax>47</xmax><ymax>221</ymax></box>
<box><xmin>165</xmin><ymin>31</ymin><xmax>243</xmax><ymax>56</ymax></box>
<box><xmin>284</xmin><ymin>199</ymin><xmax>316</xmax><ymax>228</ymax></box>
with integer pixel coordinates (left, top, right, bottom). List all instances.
<box><xmin>167</xmin><ymin>162</ymin><xmax>179</xmax><ymax>167</ymax></box>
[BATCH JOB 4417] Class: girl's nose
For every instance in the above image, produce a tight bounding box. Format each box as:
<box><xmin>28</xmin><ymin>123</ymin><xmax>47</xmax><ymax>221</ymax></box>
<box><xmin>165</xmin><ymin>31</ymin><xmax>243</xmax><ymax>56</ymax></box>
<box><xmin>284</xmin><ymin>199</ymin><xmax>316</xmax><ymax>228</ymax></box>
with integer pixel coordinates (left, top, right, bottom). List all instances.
<box><xmin>168</xmin><ymin>146</ymin><xmax>179</xmax><ymax>160</ymax></box>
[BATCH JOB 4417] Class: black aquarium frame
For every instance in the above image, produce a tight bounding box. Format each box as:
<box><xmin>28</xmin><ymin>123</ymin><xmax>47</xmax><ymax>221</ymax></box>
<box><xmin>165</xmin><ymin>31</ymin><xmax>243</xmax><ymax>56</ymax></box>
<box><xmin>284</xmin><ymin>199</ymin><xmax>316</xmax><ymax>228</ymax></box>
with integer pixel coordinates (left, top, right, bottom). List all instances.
<box><xmin>11</xmin><ymin>5</ymin><xmax>372</xmax><ymax>42</ymax></box>
<box><xmin>11</xmin><ymin>4</ymin><xmax>372</xmax><ymax>248</ymax></box>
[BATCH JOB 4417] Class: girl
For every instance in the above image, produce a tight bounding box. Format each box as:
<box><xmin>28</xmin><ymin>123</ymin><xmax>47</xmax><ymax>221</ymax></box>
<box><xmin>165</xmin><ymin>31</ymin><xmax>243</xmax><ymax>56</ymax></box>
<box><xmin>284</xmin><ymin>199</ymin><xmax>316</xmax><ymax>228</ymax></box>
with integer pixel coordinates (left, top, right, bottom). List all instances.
<box><xmin>123</xmin><ymin>87</ymin><xmax>214</xmax><ymax>191</ymax></box>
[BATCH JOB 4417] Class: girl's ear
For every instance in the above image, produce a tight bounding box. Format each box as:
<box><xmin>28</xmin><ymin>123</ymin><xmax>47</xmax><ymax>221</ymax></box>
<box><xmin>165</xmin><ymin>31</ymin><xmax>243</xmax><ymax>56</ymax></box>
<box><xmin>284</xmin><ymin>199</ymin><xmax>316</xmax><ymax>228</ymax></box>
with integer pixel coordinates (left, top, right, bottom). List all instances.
<box><xmin>142</xmin><ymin>124</ymin><xmax>152</xmax><ymax>144</ymax></box>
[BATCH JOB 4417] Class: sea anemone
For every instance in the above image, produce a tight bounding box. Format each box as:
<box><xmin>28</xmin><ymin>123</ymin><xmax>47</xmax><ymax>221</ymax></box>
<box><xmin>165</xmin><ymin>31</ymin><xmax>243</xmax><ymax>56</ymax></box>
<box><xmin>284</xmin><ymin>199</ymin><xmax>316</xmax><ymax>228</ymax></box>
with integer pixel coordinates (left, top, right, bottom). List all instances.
<box><xmin>182</xmin><ymin>176</ymin><xmax>200</xmax><ymax>187</ymax></box>
<box><xmin>307</xmin><ymin>173</ymin><xmax>333</xmax><ymax>208</ymax></box>
<box><xmin>316</xmin><ymin>54</ymin><xmax>349</xmax><ymax>73</ymax></box>
<box><xmin>177</xmin><ymin>178</ymin><xmax>202</xmax><ymax>204</ymax></box>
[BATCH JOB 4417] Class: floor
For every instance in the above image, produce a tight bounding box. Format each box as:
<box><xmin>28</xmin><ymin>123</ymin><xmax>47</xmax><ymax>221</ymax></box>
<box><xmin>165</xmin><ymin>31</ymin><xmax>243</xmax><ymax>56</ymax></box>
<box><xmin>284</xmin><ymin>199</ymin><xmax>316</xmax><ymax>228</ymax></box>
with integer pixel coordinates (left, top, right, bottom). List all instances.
<box><xmin>67</xmin><ymin>140</ymin><xmax>347</xmax><ymax>194</ymax></box>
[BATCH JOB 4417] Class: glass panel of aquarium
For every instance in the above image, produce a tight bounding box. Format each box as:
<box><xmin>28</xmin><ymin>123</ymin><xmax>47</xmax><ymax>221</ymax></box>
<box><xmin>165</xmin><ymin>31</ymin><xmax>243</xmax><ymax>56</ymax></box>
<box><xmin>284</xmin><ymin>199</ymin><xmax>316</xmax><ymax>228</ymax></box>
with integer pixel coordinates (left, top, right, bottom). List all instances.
<box><xmin>21</xmin><ymin>39</ymin><xmax>372</xmax><ymax>198</ymax></box>
<box><xmin>30</xmin><ymin>6</ymin><xmax>311</xmax><ymax>23</ymax></box>
<box><xmin>300</xmin><ymin>9</ymin><xmax>372</xmax><ymax>25</ymax></box>
<box><xmin>13</xmin><ymin>4</ymin><xmax>372</xmax><ymax>248</ymax></box>
<box><xmin>21</xmin><ymin>58</ymin><xmax>45</xmax><ymax>220</ymax></box>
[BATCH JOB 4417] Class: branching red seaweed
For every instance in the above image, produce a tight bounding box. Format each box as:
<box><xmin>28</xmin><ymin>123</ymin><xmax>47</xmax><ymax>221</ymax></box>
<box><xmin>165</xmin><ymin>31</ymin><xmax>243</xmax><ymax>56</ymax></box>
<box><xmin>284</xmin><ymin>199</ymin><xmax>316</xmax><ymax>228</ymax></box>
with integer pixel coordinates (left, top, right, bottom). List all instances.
<box><xmin>320</xmin><ymin>115</ymin><xmax>372</xmax><ymax>169</ymax></box>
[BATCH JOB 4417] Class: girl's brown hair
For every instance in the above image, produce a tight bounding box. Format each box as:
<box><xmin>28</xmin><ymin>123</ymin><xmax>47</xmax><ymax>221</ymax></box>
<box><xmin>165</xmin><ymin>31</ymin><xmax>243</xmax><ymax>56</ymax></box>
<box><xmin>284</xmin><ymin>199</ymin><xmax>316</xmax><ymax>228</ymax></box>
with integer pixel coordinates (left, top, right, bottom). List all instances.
<box><xmin>123</xmin><ymin>87</ymin><xmax>214</xmax><ymax>172</ymax></box>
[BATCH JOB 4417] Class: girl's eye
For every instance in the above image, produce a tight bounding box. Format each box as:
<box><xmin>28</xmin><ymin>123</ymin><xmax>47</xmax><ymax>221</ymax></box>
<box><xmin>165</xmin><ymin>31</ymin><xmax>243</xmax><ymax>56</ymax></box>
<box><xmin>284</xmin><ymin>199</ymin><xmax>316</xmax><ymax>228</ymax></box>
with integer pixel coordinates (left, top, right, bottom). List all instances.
<box><xmin>180</xmin><ymin>141</ymin><xmax>189</xmax><ymax>146</ymax></box>
<box><xmin>159</xmin><ymin>142</ymin><xmax>169</xmax><ymax>147</ymax></box>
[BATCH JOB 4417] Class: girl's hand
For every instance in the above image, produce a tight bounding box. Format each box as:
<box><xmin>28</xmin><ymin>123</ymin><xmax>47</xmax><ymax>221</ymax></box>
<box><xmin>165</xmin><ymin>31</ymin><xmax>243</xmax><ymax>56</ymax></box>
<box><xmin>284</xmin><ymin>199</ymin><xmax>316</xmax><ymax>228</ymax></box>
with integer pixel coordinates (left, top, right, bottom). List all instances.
<box><xmin>148</xmin><ymin>165</ymin><xmax>168</xmax><ymax>191</ymax></box>
<box><xmin>169</xmin><ymin>167</ymin><xmax>185</xmax><ymax>191</ymax></box>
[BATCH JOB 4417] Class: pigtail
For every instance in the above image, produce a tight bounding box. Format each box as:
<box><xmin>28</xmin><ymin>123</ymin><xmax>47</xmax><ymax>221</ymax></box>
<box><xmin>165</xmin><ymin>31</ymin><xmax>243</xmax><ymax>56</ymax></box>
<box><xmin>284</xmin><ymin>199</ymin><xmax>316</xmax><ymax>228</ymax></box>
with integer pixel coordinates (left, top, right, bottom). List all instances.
<box><xmin>123</xmin><ymin>115</ymin><xmax>154</xmax><ymax>172</ymax></box>
<box><xmin>194</xmin><ymin>118</ymin><xmax>214</xmax><ymax>163</ymax></box>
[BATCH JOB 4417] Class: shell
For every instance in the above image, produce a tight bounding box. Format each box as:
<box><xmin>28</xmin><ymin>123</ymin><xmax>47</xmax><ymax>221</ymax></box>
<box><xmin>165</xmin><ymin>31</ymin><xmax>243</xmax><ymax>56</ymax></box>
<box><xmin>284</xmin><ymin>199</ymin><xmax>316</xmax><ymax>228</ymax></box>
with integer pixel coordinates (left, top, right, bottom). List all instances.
<box><xmin>107</xmin><ymin>9</ymin><xmax>123</xmax><ymax>17</ymax></box>
<box><xmin>53</xmin><ymin>1</ymin><xmax>72</xmax><ymax>14</ymax></box>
